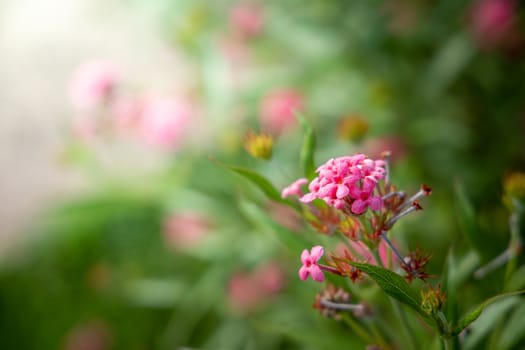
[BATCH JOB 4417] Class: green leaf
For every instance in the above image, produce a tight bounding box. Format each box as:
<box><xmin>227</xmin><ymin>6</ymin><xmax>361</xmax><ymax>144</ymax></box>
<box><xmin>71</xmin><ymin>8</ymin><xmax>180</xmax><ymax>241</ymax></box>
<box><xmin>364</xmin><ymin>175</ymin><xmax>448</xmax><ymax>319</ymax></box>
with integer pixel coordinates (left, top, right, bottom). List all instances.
<box><xmin>497</xmin><ymin>300</ymin><xmax>525</xmax><ymax>350</ymax></box>
<box><xmin>348</xmin><ymin>262</ymin><xmax>430</xmax><ymax>321</ymax></box>
<box><xmin>451</xmin><ymin>289</ymin><xmax>525</xmax><ymax>336</ymax></box>
<box><xmin>212</xmin><ymin>158</ymin><xmax>297</xmax><ymax>208</ymax></box>
<box><xmin>295</xmin><ymin>112</ymin><xmax>316</xmax><ymax>179</ymax></box>
<box><xmin>454</xmin><ymin>181</ymin><xmax>482</xmax><ymax>252</ymax></box>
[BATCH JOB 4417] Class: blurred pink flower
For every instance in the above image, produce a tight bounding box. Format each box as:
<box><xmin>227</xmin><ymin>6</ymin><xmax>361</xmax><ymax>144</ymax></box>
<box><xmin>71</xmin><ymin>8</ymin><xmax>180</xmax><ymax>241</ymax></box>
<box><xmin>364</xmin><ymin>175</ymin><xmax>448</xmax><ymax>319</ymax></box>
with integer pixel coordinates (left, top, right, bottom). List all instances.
<box><xmin>228</xmin><ymin>261</ymin><xmax>285</xmax><ymax>313</ymax></box>
<box><xmin>63</xmin><ymin>321</ymin><xmax>112</xmax><ymax>350</ymax></box>
<box><xmin>260</xmin><ymin>88</ymin><xmax>304</xmax><ymax>135</ymax></box>
<box><xmin>336</xmin><ymin>240</ymin><xmax>393</xmax><ymax>268</ymax></box>
<box><xmin>163</xmin><ymin>212</ymin><xmax>212</xmax><ymax>249</ymax></box>
<box><xmin>468</xmin><ymin>0</ymin><xmax>521</xmax><ymax>50</ymax></box>
<box><xmin>69</xmin><ymin>60</ymin><xmax>119</xmax><ymax>109</ymax></box>
<box><xmin>139</xmin><ymin>96</ymin><xmax>193</xmax><ymax>150</ymax></box>
<box><xmin>110</xmin><ymin>96</ymin><xmax>142</xmax><ymax>132</ymax></box>
<box><xmin>229</xmin><ymin>2</ymin><xmax>264</xmax><ymax>38</ymax></box>
<box><xmin>363</xmin><ymin>136</ymin><xmax>407</xmax><ymax>162</ymax></box>
<box><xmin>266</xmin><ymin>202</ymin><xmax>303</xmax><ymax>232</ymax></box>
<box><xmin>299</xmin><ymin>245</ymin><xmax>325</xmax><ymax>282</ymax></box>
<box><xmin>72</xmin><ymin>116</ymin><xmax>98</xmax><ymax>142</ymax></box>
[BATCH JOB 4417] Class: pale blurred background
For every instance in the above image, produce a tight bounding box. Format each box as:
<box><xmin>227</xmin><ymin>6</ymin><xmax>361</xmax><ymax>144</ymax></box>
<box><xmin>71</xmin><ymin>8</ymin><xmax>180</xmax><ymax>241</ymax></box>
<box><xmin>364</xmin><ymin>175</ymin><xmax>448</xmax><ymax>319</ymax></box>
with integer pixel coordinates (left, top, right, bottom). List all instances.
<box><xmin>0</xmin><ymin>0</ymin><xmax>190</xmax><ymax>249</ymax></box>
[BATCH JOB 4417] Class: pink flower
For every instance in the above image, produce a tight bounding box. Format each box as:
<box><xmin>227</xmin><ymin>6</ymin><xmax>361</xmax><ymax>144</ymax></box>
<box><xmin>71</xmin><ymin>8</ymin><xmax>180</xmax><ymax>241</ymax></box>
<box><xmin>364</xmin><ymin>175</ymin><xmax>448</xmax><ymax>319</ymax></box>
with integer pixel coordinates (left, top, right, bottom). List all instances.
<box><xmin>260</xmin><ymin>88</ymin><xmax>304</xmax><ymax>135</ymax></box>
<box><xmin>69</xmin><ymin>60</ymin><xmax>119</xmax><ymax>109</ymax></box>
<box><xmin>110</xmin><ymin>96</ymin><xmax>142</xmax><ymax>132</ymax></box>
<box><xmin>300</xmin><ymin>154</ymin><xmax>385</xmax><ymax>214</ymax></box>
<box><xmin>281</xmin><ymin>178</ymin><xmax>308</xmax><ymax>198</ymax></box>
<box><xmin>72</xmin><ymin>116</ymin><xmax>98</xmax><ymax>141</ymax></box>
<box><xmin>139</xmin><ymin>96</ymin><xmax>193</xmax><ymax>150</ymax></box>
<box><xmin>228</xmin><ymin>261</ymin><xmax>285</xmax><ymax>313</ymax></box>
<box><xmin>63</xmin><ymin>320</ymin><xmax>112</xmax><ymax>350</ymax></box>
<box><xmin>163</xmin><ymin>212</ymin><xmax>212</xmax><ymax>249</ymax></box>
<box><xmin>468</xmin><ymin>0</ymin><xmax>521</xmax><ymax>50</ymax></box>
<box><xmin>299</xmin><ymin>245</ymin><xmax>325</xmax><ymax>282</ymax></box>
<box><xmin>229</xmin><ymin>2</ymin><xmax>264</xmax><ymax>38</ymax></box>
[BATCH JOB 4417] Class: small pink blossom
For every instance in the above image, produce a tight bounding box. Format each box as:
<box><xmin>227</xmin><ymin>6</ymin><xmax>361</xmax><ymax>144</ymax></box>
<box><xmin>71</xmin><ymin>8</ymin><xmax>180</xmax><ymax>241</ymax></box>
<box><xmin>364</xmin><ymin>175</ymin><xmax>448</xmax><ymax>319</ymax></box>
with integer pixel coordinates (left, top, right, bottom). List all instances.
<box><xmin>260</xmin><ymin>88</ymin><xmax>304</xmax><ymax>135</ymax></box>
<box><xmin>139</xmin><ymin>96</ymin><xmax>193</xmax><ymax>150</ymax></box>
<box><xmin>69</xmin><ymin>60</ymin><xmax>119</xmax><ymax>109</ymax></box>
<box><xmin>299</xmin><ymin>245</ymin><xmax>325</xmax><ymax>282</ymax></box>
<box><xmin>281</xmin><ymin>178</ymin><xmax>308</xmax><ymax>198</ymax></box>
<box><xmin>300</xmin><ymin>154</ymin><xmax>385</xmax><ymax>214</ymax></box>
<box><xmin>229</xmin><ymin>2</ymin><xmax>264</xmax><ymax>38</ymax></box>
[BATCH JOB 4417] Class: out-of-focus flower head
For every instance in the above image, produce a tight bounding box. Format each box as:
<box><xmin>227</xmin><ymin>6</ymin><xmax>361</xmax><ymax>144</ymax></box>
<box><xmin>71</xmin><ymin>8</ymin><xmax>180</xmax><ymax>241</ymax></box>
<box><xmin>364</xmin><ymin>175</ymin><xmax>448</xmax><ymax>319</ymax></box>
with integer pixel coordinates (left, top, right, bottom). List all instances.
<box><xmin>337</xmin><ymin>114</ymin><xmax>370</xmax><ymax>142</ymax></box>
<box><xmin>139</xmin><ymin>96</ymin><xmax>193</xmax><ymax>150</ymax></box>
<box><xmin>260</xmin><ymin>88</ymin><xmax>304</xmax><ymax>135</ymax></box>
<box><xmin>63</xmin><ymin>320</ymin><xmax>112</xmax><ymax>350</ymax></box>
<box><xmin>363</xmin><ymin>136</ymin><xmax>407</xmax><ymax>162</ymax></box>
<box><xmin>243</xmin><ymin>130</ymin><xmax>274</xmax><ymax>160</ymax></box>
<box><xmin>382</xmin><ymin>0</ymin><xmax>420</xmax><ymax>36</ymax></box>
<box><xmin>110</xmin><ymin>95</ymin><xmax>143</xmax><ymax>132</ymax></box>
<box><xmin>468</xmin><ymin>0</ymin><xmax>522</xmax><ymax>51</ymax></box>
<box><xmin>229</xmin><ymin>2</ymin><xmax>264</xmax><ymax>38</ymax></box>
<box><xmin>163</xmin><ymin>211</ymin><xmax>212</xmax><ymax>249</ymax></box>
<box><xmin>72</xmin><ymin>116</ymin><xmax>99</xmax><ymax>142</ymax></box>
<box><xmin>503</xmin><ymin>172</ymin><xmax>525</xmax><ymax>210</ymax></box>
<box><xmin>300</xmin><ymin>154</ymin><xmax>386</xmax><ymax>215</ymax></box>
<box><xmin>227</xmin><ymin>261</ymin><xmax>285</xmax><ymax>313</ymax></box>
<box><xmin>69</xmin><ymin>60</ymin><xmax>119</xmax><ymax>109</ymax></box>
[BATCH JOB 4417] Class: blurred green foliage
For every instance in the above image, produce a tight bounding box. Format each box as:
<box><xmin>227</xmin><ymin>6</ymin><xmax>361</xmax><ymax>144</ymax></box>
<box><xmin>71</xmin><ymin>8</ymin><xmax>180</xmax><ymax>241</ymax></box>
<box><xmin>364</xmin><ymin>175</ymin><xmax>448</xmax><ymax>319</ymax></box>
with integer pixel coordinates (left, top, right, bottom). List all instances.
<box><xmin>2</xmin><ymin>0</ymin><xmax>525</xmax><ymax>349</ymax></box>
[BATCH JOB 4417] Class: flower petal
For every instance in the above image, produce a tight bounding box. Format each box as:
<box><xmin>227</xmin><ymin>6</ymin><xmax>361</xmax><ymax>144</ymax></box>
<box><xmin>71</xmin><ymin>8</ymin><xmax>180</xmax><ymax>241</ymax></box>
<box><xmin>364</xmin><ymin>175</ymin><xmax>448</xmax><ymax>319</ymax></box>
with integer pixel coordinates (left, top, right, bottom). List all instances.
<box><xmin>309</xmin><ymin>265</ymin><xmax>325</xmax><ymax>282</ymax></box>
<box><xmin>298</xmin><ymin>266</ymin><xmax>309</xmax><ymax>280</ymax></box>
<box><xmin>300</xmin><ymin>249</ymin><xmax>310</xmax><ymax>264</ymax></box>
<box><xmin>336</xmin><ymin>184</ymin><xmax>349</xmax><ymax>199</ymax></box>
<box><xmin>351</xmin><ymin>199</ymin><xmax>367</xmax><ymax>215</ymax></box>
<box><xmin>310</xmin><ymin>245</ymin><xmax>324</xmax><ymax>261</ymax></box>
<box><xmin>300</xmin><ymin>192</ymin><xmax>317</xmax><ymax>203</ymax></box>
<box><xmin>368</xmin><ymin>196</ymin><xmax>383</xmax><ymax>211</ymax></box>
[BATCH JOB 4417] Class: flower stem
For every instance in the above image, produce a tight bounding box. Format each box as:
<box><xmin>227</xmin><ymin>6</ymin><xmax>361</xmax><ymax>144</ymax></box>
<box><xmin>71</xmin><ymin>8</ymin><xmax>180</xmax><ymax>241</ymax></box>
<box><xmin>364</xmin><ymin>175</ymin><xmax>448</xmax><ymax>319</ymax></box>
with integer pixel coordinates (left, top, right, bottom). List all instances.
<box><xmin>340</xmin><ymin>313</ymin><xmax>375</xmax><ymax>345</ymax></box>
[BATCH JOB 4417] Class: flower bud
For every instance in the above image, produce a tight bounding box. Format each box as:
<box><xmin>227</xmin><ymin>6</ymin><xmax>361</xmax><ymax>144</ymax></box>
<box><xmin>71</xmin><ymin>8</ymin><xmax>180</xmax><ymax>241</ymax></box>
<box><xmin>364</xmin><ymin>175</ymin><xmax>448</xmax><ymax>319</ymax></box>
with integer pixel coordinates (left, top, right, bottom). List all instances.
<box><xmin>243</xmin><ymin>130</ymin><xmax>274</xmax><ymax>160</ymax></box>
<box><xmin>421</xmin><ymin>284</ymin><xmax>446</xmax><ymax>315</ymax></box>
<box><xmin>337</xmin><ymin>114</ymin><xmax>370</xmax><ymax>142</ymax></box>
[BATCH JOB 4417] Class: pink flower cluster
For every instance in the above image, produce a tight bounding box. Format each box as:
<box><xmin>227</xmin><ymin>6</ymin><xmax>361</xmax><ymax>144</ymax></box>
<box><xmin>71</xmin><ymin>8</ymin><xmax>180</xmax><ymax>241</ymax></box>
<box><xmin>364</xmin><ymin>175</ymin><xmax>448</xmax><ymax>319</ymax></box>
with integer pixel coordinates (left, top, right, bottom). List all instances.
<box><xmin>300</xmin><ymin>154</ymin><xmax>386</xmax><ymax>215</ymax></box>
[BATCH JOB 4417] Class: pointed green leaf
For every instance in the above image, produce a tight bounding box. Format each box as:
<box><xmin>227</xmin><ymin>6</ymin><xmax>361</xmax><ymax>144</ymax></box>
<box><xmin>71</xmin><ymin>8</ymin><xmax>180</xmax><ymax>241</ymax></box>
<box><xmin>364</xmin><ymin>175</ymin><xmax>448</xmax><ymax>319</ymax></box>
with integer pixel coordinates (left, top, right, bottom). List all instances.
<box><xmin>451</xmin><ymin>289</ymin><xmax>525</xmax><ymax>336</ymax></box>
<box><xmin>349</xmin><ymin>261</ymin><xmax>431</xmax><ymax>322</ymax></box>
<box><xmin>295</xmin><ymin>112</ymin><xmax>316</xmax><ymax>179</ymax></box>
<box><xmin>454</xmin><ymin>181</ymin><xmax>482</xmax><ymax>252</ymax></box>
<box><xmin>212</xmin><ymin>159</ymin><xmax>297</xmax><ymax>208</ymax></box>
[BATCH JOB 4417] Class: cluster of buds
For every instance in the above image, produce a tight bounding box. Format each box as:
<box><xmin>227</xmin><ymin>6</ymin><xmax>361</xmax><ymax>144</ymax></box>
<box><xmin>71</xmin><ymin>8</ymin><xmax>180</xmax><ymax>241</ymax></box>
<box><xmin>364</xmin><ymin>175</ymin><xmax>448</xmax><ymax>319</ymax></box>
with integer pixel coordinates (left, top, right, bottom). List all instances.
<box><xmin>282</xmin><ymin>151</ymin><xmax>434</xmax><ymax>293</ymax></box>
<box><xmin>420</xmin><ymin>284</ymin><xmax>447</xmax><ymax>316</ymax></box>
